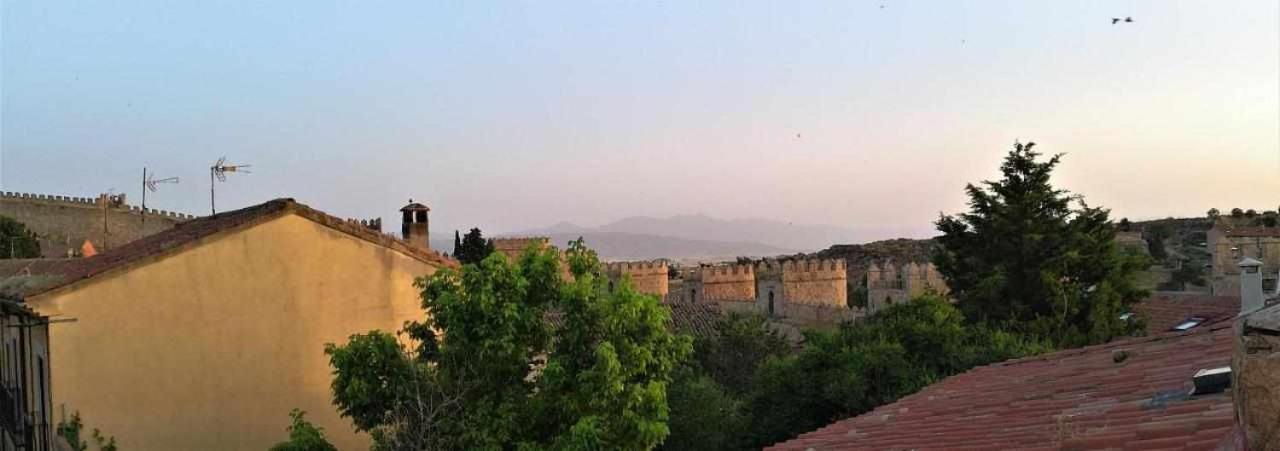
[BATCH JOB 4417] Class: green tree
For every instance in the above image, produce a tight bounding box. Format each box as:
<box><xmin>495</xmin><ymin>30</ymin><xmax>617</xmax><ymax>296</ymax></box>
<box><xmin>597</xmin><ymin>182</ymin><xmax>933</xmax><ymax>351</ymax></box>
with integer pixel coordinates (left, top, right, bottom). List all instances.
<box><xmin>1118</xmin><ymin>218</ymin><xmax>1131</xmax><ymax>232</ymax></box>
<box><xmin>693</xmin><ymin>312</ymin><xmax>791</xmax><ymax>396</ymax></box>
<box><xmin>660</xmin><ymin>368</ymin><xmax>748</xmax><ymax>451</ymax></box>
<box><xmin>451</xmin><ymin>228</ymin><xmax>495</xmax><ymax>265</ymax></box>
<box><xmin>1146</xmin><ymin>224</ymin><xmax>1171</xmax><ymax>262</ymax></box>
<box><xmin>1232</xmin><ymin>208</ymin><xmax>1245</xmax><ymax>217</ymax></box>
<box><xmin>933</xmin><ymin>142</ymin><xmax>1148</xmax><ymax>347</ymax></box>
<box><xmin>327</xmin><ymin>238</ymin><xmax>690</xmax><ymax>450</ymax></box>
<box><xmin>269</xmin><ymin>409</ymin><xmax>338</xmax><ymax>451</ymax></box>
<box><xmin>741</xmin><ymin>296</ymin><xmax>1048</xmax><ymax>447</ymax></box>
<box><xmin>1207</xmin><ymin>208</ymin><xmax>1220</xmax><ymax>220</ymax></box>
<box><xmin>0</xmin><ymin>216</ymin><xmax>40</xmax><ymax>259</ymax></box>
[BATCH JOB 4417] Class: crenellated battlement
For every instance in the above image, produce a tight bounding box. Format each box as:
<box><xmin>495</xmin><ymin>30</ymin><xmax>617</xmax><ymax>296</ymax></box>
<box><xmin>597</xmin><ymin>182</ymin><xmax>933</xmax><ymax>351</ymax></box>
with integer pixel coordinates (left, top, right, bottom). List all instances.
<box><xmin>604</xmin><ymin>260</ymin><xmax>668</xmax><ymax>274</ymax></box>
<box><xmin>604</xmin><ymin>260</ymin><xmax>670</xmax><ymax>298</ymax></box>
<box><xmin>701</xmin><ymin>263</ymin><xmax>755</xmax><ymax>279</ymax></box>
<box><xmin>345</xmin><ymin>217</ymin><xmax>383</xmax><ymax>232</ymax></box>
<box><xmin>492</xmin><ymin>236</ymin><xmax>552</xmax><ymax>260</ymax></box>
<box><xmin>781</xmin><ymin>258</ymin><xmax>846</xmax><ymax>278</ymax></box>
<box><xmin>0</xmin><ymin>191</ymin><xmax>196</xmax><ymax>257</ymax></box>
<box><xmin>0</xmin><ymin>191</ymin><xmax>198</xmax><ymax>220</ymax></box>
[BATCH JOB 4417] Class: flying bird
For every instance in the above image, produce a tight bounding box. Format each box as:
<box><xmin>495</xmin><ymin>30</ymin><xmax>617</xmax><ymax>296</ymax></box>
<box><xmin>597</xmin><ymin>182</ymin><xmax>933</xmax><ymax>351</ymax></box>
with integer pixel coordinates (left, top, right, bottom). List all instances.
<box><xmin>1125</xmin><ymin>17</ymin><xmax>1134</xmax><ymax>23</ymax></box>
<box><xmin>1112</xmin><ymin>18</ymin><xmax>1120</xmax><ymax>24</ymax></box>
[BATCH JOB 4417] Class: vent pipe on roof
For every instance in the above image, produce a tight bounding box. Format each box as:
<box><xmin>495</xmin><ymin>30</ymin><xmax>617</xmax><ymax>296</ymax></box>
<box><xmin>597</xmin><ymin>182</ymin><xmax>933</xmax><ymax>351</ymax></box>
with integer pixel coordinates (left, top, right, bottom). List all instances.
<box><xmin>1241</xmin><ymin>257</ymin><xmax>1264</xmax><ymax>315</ymax></box>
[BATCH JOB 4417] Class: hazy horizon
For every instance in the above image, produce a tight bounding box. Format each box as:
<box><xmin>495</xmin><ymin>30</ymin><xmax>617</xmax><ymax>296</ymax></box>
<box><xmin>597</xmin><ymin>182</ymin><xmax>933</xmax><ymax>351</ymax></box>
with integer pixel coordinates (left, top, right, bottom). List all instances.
<box><xmin>4</xmin><ymin>1</ymin><xmax>1277</xmax><ymax>239</ymax></box>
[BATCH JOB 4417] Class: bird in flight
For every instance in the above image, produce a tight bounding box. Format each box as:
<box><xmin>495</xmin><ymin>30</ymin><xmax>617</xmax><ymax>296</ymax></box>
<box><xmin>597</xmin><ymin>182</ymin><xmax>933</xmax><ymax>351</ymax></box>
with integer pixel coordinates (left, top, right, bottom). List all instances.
<box><xmin>1112</xmin><ymin>17</ymin><xmax>1134</xmax><ymax>24</ymax></box>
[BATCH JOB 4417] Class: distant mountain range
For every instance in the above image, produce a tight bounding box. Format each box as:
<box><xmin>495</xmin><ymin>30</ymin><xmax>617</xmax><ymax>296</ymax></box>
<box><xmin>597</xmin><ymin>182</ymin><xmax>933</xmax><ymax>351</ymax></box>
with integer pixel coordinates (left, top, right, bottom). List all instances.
<box><xmin>455</xmin><ymin>214</ymin><xmax>924</xmax><ymax>262</ymax></box>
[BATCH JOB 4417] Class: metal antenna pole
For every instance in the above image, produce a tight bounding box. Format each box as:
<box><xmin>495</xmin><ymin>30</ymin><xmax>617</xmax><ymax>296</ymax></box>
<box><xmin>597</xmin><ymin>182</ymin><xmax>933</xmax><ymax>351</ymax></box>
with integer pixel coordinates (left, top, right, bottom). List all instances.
<box><xmin>209</xmin><ymin>157</ymin><xmax>250</xmax><ymax>215</ymax></box>
<box><xmin>142</xmin><ymin>167</ymin><xmax>148</xmax><ymax>223</ymax></box>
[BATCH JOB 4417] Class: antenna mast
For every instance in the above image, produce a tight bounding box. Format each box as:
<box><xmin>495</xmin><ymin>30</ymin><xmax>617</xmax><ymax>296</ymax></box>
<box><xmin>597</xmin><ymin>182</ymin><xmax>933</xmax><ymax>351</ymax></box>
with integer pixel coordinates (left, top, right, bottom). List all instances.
<box><xmin>209</xmin><ymin>157</ymin><xmax>251</xmax><ymax>214</ymax></box>
<box><xmin>141</xmin><ymin>167</ymin><xmax>179</xmax><ymax>223</ymax></box>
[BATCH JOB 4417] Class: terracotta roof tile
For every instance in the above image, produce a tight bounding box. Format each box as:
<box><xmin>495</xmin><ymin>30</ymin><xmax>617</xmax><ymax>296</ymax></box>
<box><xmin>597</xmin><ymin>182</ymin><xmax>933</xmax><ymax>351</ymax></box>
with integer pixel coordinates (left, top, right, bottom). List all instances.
<box><xmin>0</xmin><ymin>198</ymin><xmax>456</xmax><ymax>298</ymax></box>
<box><xmin>765</xmin><ymin>321</ymin><xmax>1235</xmax><ymax>451</ymax></box>
<box><xmin>1133</xmin><ymin>293</ymin><xmax>1238</xmax><ymax>335</ymax></box>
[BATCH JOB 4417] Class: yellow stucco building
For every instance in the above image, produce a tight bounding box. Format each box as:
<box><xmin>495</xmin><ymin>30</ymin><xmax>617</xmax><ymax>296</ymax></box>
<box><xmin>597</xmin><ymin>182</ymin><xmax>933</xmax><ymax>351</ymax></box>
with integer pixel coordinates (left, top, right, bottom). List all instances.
<box><xmin>0</xmin><ymin>198</ymin><xmax>454</xmax><ymax>450</ymax></box>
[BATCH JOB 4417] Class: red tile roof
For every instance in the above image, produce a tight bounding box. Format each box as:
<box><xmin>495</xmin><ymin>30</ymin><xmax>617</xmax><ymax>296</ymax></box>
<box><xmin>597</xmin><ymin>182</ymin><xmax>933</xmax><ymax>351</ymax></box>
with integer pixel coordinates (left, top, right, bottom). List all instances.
<box><xmin>1134</xmin><ymin>292</ymin><xmax>1239</xmax><ymax>335</ymax></box>
<box><xmin>0</xmin><ymin>198</ymin><xmax>456</xmax><ymax>298</ymax></box>
<box><xmin>766</xmin><ymin>321</ymin><xmax>1235</xmax><ymax>451</ymax></box>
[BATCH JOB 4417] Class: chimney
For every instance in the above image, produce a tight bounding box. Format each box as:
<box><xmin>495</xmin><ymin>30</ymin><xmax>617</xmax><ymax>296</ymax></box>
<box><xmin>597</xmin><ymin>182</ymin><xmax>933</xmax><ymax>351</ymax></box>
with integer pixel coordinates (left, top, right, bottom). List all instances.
<box><xmin>400</xmin><ymin>199</ymin><xmax>430</xmax><ymax>250</ymax></box>
<box><xmin>1240</xmin><ymin>257</ymin><xmax>1264</xmax><ymax>314</ymax></box>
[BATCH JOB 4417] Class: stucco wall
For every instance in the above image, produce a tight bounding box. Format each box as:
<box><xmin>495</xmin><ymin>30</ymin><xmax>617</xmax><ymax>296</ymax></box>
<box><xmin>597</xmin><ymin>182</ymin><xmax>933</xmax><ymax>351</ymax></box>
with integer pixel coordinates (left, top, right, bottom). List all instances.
<box><xmin>28</xmin><ymin>214</ymin><xmax>440</xmax><ymax>451</ymax></box>
<box><xmin>0</xmin><ymin>193</ymin><xmax>190</xmax><ymax>257</ymax></box>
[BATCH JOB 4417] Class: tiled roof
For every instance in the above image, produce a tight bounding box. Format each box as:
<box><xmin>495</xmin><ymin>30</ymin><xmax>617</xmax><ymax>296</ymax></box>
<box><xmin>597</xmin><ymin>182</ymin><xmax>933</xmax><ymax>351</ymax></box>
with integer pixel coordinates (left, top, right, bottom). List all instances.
<box><xmin>1133</xmin><ymin>292</ymin><xmax>1239</xmax><ymax>335</ymax></box>
<box><xmin>766</xmin><ymin>321</ymin><xmax>1235</xmax><ymax>451</ymax></box>
<box><xmin>666</xmin><ymin>303</ymin><xmax>722</xmax><ymax>338</ymax></box>
<box><xmin>0</xmin><ymin>198</ymin><xmax>456</xmax><ymax>298</ymax></box>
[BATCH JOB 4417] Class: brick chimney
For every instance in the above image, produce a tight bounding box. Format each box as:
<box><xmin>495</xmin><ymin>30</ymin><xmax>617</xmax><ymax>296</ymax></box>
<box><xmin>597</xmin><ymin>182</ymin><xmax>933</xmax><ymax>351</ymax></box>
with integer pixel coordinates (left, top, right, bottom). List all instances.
<box><xmin>1233</xmin><ymin>256</ymin><xmax>1280</xmax><ymax>448</ymax></box>
<box><xmin>400</xmin><ymin>200</ymin><xmax>430</xmax><ymax>250</ymax></box>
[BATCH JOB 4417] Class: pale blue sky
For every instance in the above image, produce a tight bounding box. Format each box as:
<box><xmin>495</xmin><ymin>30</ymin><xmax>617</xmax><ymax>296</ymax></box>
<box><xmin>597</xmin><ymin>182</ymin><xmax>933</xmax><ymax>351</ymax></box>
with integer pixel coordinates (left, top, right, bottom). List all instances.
<box><xmin>2</xmin><ymin>1</ymin><xmax>1277</xmax><ymax>239</ymax></box>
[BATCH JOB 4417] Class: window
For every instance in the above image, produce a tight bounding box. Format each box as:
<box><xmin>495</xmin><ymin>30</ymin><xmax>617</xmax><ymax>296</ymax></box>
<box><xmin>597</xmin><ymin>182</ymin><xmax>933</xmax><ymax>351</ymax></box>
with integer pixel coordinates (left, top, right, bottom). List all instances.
<box><xmin>1172</xmin><ymin>316</ymin><xmax>1207</xmax><ymax>331</ymax></box>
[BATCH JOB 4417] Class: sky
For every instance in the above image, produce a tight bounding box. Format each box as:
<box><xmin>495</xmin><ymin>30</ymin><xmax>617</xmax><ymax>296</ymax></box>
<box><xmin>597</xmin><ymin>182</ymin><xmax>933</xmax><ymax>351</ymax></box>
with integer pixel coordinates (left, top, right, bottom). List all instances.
<box><xmin>2</xmin><ymin>0</ymin><xmax>1277</xmax><ymax>240</ymax></box>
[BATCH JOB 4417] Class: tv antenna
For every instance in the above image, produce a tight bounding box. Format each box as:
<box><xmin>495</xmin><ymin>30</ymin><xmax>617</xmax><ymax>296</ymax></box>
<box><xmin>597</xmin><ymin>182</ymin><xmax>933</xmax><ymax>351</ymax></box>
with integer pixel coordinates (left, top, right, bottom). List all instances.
<box><xmin>209</xmin><ymin>157</ymin><xmax>251</xmax><ymax>214</ymax></box>
<box><xmin>141</xmin><ymin>167</ymin><xmax>179</xmax><ymax>223</ymax></box>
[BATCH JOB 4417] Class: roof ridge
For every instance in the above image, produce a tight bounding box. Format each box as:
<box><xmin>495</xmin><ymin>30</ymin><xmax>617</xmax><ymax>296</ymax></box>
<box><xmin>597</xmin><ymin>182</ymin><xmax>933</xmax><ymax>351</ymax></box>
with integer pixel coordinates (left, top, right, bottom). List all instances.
<box><xmin>15</xmin><ymin>198</ymin><xmax>455</xmax><ymax>298</ymax></box>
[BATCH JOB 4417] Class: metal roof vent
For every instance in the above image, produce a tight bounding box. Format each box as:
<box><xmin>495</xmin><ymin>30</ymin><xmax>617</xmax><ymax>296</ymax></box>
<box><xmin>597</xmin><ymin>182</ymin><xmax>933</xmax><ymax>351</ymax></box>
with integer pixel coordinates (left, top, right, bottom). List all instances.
<box><xmin>1191</xmin><ymin>367</ymin><xmax>1232</xmax><ymax>395</ymax></box>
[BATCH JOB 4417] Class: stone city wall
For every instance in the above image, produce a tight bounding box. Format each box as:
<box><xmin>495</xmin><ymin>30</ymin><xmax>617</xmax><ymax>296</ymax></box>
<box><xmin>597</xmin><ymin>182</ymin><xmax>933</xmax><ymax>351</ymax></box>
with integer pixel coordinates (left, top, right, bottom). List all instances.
<box><xmin>781</xmin><ymin>258</ymin><xmax>847</xmax><ymax>308</ymax></box>
<box><xmin>605</xmin><ymin>260</ymin><xmax>669</xmax><ymax>299</ymax></box>
<box><xmin>700</xmin><ymin>264</ymin><xmax>756</xmax><ymax>303</ymax></box>
<box><xmin>0</xmin><ymin>192</ymin><xmax>194</xmax><ymax>257</ymax></box>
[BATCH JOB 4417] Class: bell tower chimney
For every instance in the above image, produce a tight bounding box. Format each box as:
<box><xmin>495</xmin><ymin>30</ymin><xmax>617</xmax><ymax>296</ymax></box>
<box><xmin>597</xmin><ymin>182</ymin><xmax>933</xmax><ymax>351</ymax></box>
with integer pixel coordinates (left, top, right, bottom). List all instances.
<box><xmin>400</xmin><ymin>199</ymin><xmax>430</xmax><ymax>250</ymax></box>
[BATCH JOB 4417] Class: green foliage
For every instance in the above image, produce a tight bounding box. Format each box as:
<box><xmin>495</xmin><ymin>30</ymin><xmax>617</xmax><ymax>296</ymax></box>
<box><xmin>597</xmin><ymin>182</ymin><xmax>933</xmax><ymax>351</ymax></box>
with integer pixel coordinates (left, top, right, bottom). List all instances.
<box><xmin>1207</xmin><ymin>208</ymin><xmax>1220</xmax><ymax>220</ymax></box>
<box><xmin>57</xmin><ymin>411</ymin><xmax>117</xmax><ymax>451</ymax></box>
<box><xmin>57</xmin><ymin>412</ymin><xmax>88</xmax><ymax>451</ymax></box>
<box><xmin>327</xmin><ymin>238</ymin><xmax>690</xmax><ymax>450</ymax></box>
<box><xmin>268</xmin><ymin>409</ymin><xmax>337</xmax><ymax>451</ymax></box>
<box><xmin>1118</xmin><ymin>218</ymin><xmax>1131</xmax><ymax>232</ymax></box>
<box><xmin>660</xmin><ymin>368</ymin><xmax>748</xmax><ymax>451</ymax></box>
<box><xmin>1169</xmin><ymin>262</ymin><xmax>1206</xmax><ymax>288</ymax></box>
<box><xmin>693</xmin><ymin>312</ymin><xmax>791</xmax><ymax>396</ymax></box>
<box><xmin>741</xmin><ymin>296</ymin><xmax>1049</xmax><ymax>447</ymax></box>
<box><xmin>933</xmin><ymin>142</ymin><xmax>1148</xmax><ymax>347</ymax></box>
<box><xmin>0</xmin><ymin>215</ymin><xmax>40</xmax><ymax>259</ymax></box>
<box><xmin>452</xmin><ymin>228</ymin><xmax>496</xmax><ymax>265</ymax></box>
<box><xmin>1145</xmin><ymin>224</ymin><xmax>1171</xmax><ymax>262</ymax></box>
<box><xmin>1232</xmin><ymin>208</ymin><xmax>1245</xmax><ymax>217</ymax></box>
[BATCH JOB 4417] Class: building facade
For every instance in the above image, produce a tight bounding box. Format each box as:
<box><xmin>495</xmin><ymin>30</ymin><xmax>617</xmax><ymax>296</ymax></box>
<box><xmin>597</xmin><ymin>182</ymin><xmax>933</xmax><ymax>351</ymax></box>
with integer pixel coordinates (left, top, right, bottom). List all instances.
<box><xmin>0</xmin><ymin>199</ymin><xmax>454</xmax><ymax>451</ymax></box>
<box><xmin>1207</xmin><ymin>219</ymin><xmax>1280</xmax><ymax>296</ymax></box>
<box><xmin>0</xmin><ymin>300</ymin><xmax>52</xmax><ymax>451</ymax></box>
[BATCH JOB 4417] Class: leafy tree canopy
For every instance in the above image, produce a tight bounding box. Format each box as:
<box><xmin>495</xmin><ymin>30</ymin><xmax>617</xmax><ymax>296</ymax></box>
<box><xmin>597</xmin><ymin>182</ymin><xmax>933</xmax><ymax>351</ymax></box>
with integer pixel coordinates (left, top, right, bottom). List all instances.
<box><xmin>741</xmin><ymin>296</ymin><xmax>1048</xmax><ymax>447</ymax></box>
<box><xmin>933</xmin><ymin>142</ymin><xmax>1148</xmax><ymax>347</ymax></box>
<box><xmin>269</xmin><ymin>409</ymin><xmax>338</xmax><ymax>451</ymax></box>
<box><xmin>0</xmin><ymin>216</ymin><xmax>40</xmax><ymax>259</ymax></box>
<box><xmin>327</xmin><ymin>238</ymin><xmax>690</xmax><ymax>450</ymax></box>
<box><xmin>452</xmin><ymin>228</ymin><xmax>495</xmax><ymax>265</ymax></box>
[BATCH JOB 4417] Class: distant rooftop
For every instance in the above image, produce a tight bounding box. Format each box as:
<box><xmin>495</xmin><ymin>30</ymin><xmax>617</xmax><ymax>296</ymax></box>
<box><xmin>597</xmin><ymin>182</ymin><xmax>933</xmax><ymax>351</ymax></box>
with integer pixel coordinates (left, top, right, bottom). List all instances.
<box><xmin>767</xmin><ymin>320</ymin><xmax>1234</xmax><ymax>450</ymax></box>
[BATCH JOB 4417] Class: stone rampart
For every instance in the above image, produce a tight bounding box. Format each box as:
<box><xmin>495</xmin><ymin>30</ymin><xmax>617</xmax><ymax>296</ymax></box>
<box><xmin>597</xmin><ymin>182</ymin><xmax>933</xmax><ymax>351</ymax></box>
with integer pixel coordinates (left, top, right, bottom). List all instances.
<box><xmin>0</xmin><ymin>192</ymin><xmax>194</xmax><ymax>257</ymax></box>
<box><xmin>781</xmin><ymin>258</ymin><xmax>847</xmax><ymax>308</ymax></box>
<box><xmin>700</xmin><ymin>264</ymin><xmax>756</xmax><ymax>302</ymax></box>
<box><xmin>492</xmin><ymin>236</ymin><xmax>551</xmax><ymax>261</ymax></box>
<box><xmin>605</xmin><ymin>260</ymin><xmax>669</xmax><ymax>298</ymax></box>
